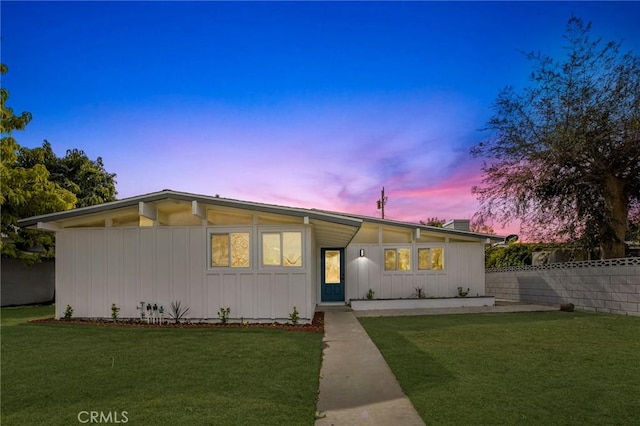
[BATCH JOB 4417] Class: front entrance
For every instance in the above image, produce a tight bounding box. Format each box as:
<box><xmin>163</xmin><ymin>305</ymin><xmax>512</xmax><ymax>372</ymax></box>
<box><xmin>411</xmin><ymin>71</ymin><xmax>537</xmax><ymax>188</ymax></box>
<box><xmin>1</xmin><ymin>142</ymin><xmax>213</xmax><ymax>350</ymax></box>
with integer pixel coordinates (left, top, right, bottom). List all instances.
<box><xmin>321</xmin><ymin>248</ymin><xmax>345</xmax><ymax>302</ymax></box>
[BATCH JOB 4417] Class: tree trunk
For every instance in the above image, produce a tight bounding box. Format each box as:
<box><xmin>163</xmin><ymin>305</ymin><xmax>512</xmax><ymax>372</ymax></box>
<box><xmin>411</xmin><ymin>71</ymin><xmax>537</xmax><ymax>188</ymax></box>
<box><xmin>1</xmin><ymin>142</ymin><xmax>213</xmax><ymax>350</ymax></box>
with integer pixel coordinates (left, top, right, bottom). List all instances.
<box><xmin>600</xmin><ymin>176</ymin><xmax>628</xmax><ymax>259</ymax></box>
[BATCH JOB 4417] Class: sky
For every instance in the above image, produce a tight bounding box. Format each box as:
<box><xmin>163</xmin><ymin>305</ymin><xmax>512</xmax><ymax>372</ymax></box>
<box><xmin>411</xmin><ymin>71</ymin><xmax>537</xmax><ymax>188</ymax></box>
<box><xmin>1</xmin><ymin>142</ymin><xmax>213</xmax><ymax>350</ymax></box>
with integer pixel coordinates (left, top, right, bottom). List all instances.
<box><xmin>2</xmin><ymin>1</ymin><xmax>639</xmax><ymax>235</ymax></box>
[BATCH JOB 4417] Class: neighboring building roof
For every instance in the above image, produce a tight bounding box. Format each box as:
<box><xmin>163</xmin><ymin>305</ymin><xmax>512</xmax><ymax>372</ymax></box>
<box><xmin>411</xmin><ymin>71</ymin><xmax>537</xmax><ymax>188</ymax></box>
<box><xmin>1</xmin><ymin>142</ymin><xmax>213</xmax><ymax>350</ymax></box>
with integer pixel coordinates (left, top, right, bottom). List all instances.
<box><xmin>17</xmin><ymin>189</ymin><xmax>504</xmax><ymax>244</ymax></box>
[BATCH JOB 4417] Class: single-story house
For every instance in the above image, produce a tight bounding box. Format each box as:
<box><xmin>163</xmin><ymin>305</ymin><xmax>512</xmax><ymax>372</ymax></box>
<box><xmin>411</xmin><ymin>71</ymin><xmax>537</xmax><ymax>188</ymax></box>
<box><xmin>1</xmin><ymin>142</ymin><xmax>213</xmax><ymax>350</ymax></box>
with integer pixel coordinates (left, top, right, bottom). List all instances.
<box><xmin>18</xmin><ymin>190</ymin><xmax>502</xmax><ymax>322</ymax></box>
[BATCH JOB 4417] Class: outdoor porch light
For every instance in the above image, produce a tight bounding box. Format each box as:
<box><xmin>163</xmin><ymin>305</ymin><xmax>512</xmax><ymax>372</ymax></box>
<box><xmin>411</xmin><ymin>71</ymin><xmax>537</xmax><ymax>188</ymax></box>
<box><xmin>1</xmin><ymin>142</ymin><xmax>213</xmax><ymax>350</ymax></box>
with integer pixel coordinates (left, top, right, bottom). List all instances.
<box><xmin>359</xmin><ymin>249</ymin><xmax>365</xmax><ymax>257</ymax></box>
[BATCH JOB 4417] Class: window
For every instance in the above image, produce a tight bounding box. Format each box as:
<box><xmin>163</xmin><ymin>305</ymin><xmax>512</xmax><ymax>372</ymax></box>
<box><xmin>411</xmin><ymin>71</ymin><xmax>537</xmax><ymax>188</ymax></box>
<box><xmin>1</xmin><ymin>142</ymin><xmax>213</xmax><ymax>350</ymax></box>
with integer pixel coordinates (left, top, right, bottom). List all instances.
<box><xmin>384</xmin><ymin>248</ymin><xmax>411</xmax><ymax>271</ymax></box>
<box><xmin>418</xmin><ymin>247</ymin><xmax>445</xmax><ymax>270</ymax></box>
<box><xmin>210</xmin><ymin>232</ymin><xmax>250</xmax><ymax>268</ymax></box>
<box><xmin>262</xmin><ymin>231</ymin><xmax>302</xmax><ymax>267</ymax></box>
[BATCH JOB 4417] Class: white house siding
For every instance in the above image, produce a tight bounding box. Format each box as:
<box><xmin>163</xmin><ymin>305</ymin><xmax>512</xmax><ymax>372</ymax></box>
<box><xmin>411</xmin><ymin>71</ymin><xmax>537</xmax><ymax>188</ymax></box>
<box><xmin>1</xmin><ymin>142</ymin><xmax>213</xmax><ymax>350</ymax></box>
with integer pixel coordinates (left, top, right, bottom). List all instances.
<box><xmin>55</xmin><ymin>225</ymin><xmax>314</xmax><ymax>322</ymax></box>
<box><xmin>206</xmin><ymin>225</ymin><xmax>313</xmax><ymax>321</ymax></box>
<box><xmin>345</xmin><ymin>242</ymin><xmax>486</xmax><ymax>301</ymax></box>
<box><xmin>308</xmin><ymin>230</ymin><xmax>317</xmax><ymax>317</ymax></box>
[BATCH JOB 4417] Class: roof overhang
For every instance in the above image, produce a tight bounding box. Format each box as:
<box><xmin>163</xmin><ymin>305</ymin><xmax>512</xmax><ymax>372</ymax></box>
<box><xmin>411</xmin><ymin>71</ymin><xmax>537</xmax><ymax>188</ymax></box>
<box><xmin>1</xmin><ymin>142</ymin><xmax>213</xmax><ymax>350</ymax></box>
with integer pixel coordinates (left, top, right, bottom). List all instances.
<box><xmin>18</xmin><ymin>190</ymin><xmax>503</xmax><ymax>245</ymax></box>
<box><xmin>17</xmin><ymin>190</ymin><xmax>363</xmax><ymax>247</ymax></box>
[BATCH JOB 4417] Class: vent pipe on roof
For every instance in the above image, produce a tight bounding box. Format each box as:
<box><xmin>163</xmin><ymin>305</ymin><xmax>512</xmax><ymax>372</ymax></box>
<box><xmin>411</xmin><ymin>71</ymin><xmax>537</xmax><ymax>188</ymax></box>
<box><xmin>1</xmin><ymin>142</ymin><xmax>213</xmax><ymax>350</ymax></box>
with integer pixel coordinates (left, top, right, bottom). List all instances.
<box><xmin>443</xmin><ymin>219</ymin><xmax>470</xmax><ymax>232</ymax></box>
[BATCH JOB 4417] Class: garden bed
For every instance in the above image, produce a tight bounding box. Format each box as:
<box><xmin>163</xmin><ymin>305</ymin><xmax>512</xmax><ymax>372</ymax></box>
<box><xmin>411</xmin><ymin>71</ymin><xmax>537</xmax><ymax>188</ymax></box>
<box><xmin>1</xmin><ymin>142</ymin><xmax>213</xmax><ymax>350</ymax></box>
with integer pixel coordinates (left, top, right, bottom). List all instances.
<box><xmin>350</xmin><ymin>296</ymin><xmax>495</xmax><ymax>311</ymax></box>
<box><xmin>29</xmin><ymin>311</ymin><xmax>324</xmax><ymax>332</ymax></box>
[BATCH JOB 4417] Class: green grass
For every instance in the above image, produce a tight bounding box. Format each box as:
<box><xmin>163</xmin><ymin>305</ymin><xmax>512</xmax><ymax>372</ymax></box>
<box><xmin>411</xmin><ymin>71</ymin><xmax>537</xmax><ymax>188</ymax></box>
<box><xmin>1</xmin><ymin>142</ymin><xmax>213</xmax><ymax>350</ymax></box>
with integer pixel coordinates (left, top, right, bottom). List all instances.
<box><xmin>1</xmin><ymin>305</ymin><xmax>323</xmax><ymax>425</ymax></box>
<box><xmin>359</xmin><ymin>312</ymin><xmax>640</xmax><ymax>425</ymax></box>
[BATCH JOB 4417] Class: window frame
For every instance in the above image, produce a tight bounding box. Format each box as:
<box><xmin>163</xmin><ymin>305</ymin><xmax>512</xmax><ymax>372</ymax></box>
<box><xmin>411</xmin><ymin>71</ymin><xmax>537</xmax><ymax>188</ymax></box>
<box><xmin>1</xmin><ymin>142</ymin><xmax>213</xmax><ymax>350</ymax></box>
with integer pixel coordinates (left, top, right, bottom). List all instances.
<box><xmin>383</xmin><ymin>245</ymin><xmax>412</xmax><ymax>272</ymax></box>
<box><xmin>260</xmin><ymin>230</ymin><xmax>304</xmax><ymax>268</ymax></box>
<box><xmin>417</xmin><ymin>246</ymin><xmax>446</xmax><ymax>271</ymax></box>
<box><xmin>207</xmin><ymin>228</ymin><xmax>252</xmax><ymax>270</ymax></box>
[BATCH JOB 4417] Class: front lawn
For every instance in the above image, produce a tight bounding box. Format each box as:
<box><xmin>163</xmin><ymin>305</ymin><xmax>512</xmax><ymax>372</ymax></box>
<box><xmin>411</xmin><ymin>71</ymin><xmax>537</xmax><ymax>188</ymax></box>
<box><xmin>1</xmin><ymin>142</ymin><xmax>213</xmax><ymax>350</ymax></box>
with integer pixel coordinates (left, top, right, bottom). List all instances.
<box><xmin>1</xmin><ymin>305</ymin><xmax>323</xmax><ymax>425</ymax></box>
<box><xmin>359</xmin><ymin>312</ymin><xmax>640</xmax><ymax>425</ymax></box>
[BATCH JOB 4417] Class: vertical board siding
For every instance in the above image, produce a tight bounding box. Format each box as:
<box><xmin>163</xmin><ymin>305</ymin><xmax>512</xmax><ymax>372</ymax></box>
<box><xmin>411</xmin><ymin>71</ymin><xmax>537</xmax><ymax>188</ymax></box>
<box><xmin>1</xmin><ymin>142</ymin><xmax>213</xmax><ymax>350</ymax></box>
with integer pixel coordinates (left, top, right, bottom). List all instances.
<box><xmin>122</xmin><ymin>229</ymin><xmax>139</xmax><ymax>318</ymax></box>
<box><xmin>74</xmin><ymin>231</ymin><xmax>91</xmax><ymax>318</ymax></box>
<box><xmin>58</xmin><ymin>225</ymin><xmax>315</xmax><ymax>321</ymax></box>
<box><xmin>171</xmin><ymin>229</ymin><xmax>189</xmax><ymax>306</ymax></box>
<box><xmin>55</xmin><ymin>231</ymin><xmax>73</xmax><ymax>318</ymax></box>
<box><xmin>155</xmin><ymin>229</ymin><xmax>171</xmax><ymax>305</ymax></box>
<box><xmin>256</xmin><ymin>274</ymin><xmax>272</xmax><ymax>318</ymax></box>
<box><xmin>291</xmin><ymin>273</ymin><xmax>308</xmax><ymax>318</ymax></box>
<box><xmin>238</xmin><ymin>274</ymin><xmax>255</xmax><ymax>319</ymax></box>
<box><xmin>273</xmin><ymin>274</ymin><xmax>290</xmax><ymax>318</ymax></box>
<box><xmin>222</xmin><ymin>274</ymin><xmax>238</xmax><ymax>314</ymax></box>
<box><xmin>139</xmin><ymin>229</ymin><xmax>156</xmax><ymax>309</ymax></box>
<box><xmin>90</xmin><ymin>230</ymin><xmax>107</xmax><ymax>317</ymax></box>
<box><xmin>206</xmin><ymin>274</ymin><xmax>222</xmax><ymax>317</ymax></box>
<box><xmin>346</xmin><ymin>242</ymin><xmax>487</xmax><ymax>300</ymax></box>
<box><xmin>188</xmin><ymin>228</ymin><xmax>205</xmax><ymax>318</ymax></box>
<box><xmin>106</xmin><ymin>230</ymin><xmax>123</xmax><ymax>314</ymax></box>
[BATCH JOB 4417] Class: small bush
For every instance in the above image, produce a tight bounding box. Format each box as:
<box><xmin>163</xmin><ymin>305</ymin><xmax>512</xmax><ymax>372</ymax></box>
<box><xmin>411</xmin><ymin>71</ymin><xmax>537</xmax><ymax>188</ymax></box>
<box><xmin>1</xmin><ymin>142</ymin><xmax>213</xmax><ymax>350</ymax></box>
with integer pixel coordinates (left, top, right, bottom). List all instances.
<box><xmin>457</xmin><ymin>287</ymin><xmax>470</xmax><ymax>297</ymax></box>
<box><xmin>168</xmin><ymin>301</ymin><xmax>190</xmax><ymax>324</ymax></box>
<box><xmin>366</xmin><ymin>289</ymin><xmax>375</xmax><ymax>300</ymax></box>
<box><xmin>289</xmin><ymin>306</ymin><xmax>299</xmax><ymax>325</ymax></box>
<box><xmin>111</xmin><ymin>303</ymin><xmax>120</xmax><ymax>320</ymax></box>
<box><xmin>413</xmin><ymin>287</ymin><xmax>426</xmax><ymax>299</ymax></box>
<box><xmin>218</xmin><ymin>307</ymin><xmax>231</xmax><ymax>324</ymax></box>
<box><xmin>63</xmin><ymin>304</ymin><xmax>73</xmax><ymax>320</ymax></box>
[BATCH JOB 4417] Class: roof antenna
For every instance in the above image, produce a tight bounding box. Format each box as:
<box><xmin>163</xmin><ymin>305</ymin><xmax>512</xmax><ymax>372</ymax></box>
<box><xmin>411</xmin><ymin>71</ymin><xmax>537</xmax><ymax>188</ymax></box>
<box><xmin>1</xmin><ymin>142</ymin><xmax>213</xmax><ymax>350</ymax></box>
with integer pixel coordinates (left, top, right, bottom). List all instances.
<box><xmin>376</xmin><ymin>186</ymin><xmax>388</xmax><ymax>219</ymax></box>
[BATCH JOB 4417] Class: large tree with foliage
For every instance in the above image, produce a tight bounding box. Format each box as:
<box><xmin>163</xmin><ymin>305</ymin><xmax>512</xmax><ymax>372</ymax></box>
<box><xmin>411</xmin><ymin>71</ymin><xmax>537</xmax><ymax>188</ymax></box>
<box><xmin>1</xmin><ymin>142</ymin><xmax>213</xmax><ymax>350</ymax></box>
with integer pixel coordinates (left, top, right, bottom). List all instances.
<box><xmin>17</xmin><ymin>141</ymin><xmax>117</xmax><ymax>208</ymax></box>
<box><xmin>1</xmin><ymin>64</ymin><xmax>117</xmax><ymax>261</ymax></box>
<box><xmin>1</xmin><ymin>64</ymin><xmax>76</xmax><ymax>260</ymax></box>
<box><xmin>471</xmin><ymin>17</ymin><xmax>640</xmax><ymax>259</ymax></box>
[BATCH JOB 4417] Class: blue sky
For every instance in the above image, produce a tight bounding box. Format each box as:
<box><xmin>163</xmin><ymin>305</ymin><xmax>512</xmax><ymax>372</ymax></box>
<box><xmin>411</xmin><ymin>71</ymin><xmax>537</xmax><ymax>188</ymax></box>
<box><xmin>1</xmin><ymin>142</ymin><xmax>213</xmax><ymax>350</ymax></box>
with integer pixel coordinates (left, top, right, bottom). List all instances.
<box><xmin>2</xmin><ymin>1</ymin><xmax>639</xmax><ymax>233</ymax></box>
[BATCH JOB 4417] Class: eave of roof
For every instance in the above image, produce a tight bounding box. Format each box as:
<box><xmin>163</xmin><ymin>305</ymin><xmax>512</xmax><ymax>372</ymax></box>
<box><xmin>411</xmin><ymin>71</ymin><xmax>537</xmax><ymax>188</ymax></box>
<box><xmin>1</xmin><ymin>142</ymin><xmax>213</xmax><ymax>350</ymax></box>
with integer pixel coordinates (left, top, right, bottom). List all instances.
<box><xmin>17</xmin><ymin>190</ymin><xmax>363</xmax><ymax>229</ymax></box>
<box><xmin>312</xmin><ymin>209</ymin><xmax>506</xmax><ymax>242</ymax></box>
<box><xmin>17</xmin><ymin>189</ymin><xmax>504</xmax><ymax>242</ymax></box>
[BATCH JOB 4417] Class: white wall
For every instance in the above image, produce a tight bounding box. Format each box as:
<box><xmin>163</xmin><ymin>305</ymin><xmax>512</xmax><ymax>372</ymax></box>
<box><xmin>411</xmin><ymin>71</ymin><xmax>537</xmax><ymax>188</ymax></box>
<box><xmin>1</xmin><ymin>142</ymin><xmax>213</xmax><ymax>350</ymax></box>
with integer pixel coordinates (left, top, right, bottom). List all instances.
<box><xmin>55</xmin><ymin>226</ymin><xmax>314</xmax><ymax>321</ymax></box>
<box><xmin>345</xmin><ymin>242</ymin><xmax>486</xmax><ymax>300</ymax></box>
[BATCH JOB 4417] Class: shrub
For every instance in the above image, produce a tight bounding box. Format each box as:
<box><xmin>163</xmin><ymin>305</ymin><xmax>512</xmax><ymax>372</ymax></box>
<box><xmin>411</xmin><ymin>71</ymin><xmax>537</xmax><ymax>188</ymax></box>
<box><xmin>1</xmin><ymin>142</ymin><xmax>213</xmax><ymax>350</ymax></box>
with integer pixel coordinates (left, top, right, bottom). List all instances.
<box><xmin>168</xmin><ymin>301</ymin><xmax>190</xmax><ymax>324</ymax></box>
<box><xmin>111</xmin><ymin>303</ymin><xmax>120</xmax><ymax>320</ymax></box>
<box><xmin>288</xmin><ymin>306</ymin><xmax>299</xmax><ymax>325</ymax></box>
<box><xmin>412</xmin><ymin>287</ymin><xmax>426</xmax><ymax>299</ymax></box>
<box><xmin>63</xmin><ymin>304</ymin><xmax>73</xmax><ymax>320</ymax></box>
<box><xmin>457</xmin><ymin>287</ymin><xmax>470</xmax><ymax>297</ymax></box>
<box><xmin>218</xmin><ymin>307</ymin><xmax>231</xmax><ymax>324</ymax></box>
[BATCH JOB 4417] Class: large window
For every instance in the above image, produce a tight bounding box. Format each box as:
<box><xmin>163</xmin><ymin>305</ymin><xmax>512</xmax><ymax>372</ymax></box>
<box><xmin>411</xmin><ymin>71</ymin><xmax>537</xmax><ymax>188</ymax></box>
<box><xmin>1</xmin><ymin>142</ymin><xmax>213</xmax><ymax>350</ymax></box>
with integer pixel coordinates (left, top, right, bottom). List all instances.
<box><xmin>262</xmin><ymin>231</ymin><xmax>302</xmax><ymax>267</ymax></box>
<box><xmin>418</xmin><ymin>247</ymin><xmax>445</xmax><ymax>270</ymax></box>
<box><xmin>210</xmin><ymin>232</ymin><xmax>250</xmax><ymax>268</ymax></box>
<box><xmin>384</xmin><ymin>248</ymin><xmax>411</xmax><ymax>271</ymax></box>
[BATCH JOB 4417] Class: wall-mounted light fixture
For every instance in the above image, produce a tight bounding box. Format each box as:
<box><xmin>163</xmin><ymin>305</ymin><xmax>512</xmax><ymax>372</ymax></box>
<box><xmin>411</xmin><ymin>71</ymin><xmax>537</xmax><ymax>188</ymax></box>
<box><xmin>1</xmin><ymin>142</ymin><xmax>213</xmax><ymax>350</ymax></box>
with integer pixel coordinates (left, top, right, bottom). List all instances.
<box><xmin>359</xmin><ymin>248</ymin><xmax>365</xmax><ymax>257</ymax></box>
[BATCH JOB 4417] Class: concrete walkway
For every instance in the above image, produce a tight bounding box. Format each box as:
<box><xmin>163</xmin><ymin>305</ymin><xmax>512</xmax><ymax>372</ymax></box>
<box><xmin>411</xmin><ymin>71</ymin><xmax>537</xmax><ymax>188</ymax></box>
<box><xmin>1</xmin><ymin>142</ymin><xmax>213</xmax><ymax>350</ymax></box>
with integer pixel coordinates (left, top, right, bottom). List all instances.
<box><xmin>315</xmin><ymin>302</ymin><xmax>559</xmax><ymax>425</ymax></box>
<box><xmin>315</xmin><ymin>308</ymin><xmax>425</xmax><ymax>426</ymax></box>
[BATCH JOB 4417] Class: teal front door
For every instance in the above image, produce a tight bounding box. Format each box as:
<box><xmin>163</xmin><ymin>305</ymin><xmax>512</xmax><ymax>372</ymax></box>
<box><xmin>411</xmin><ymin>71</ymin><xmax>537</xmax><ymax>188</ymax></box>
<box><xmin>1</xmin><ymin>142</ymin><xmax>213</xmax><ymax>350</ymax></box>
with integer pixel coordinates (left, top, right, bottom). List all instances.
<box><xmin>321</xmin><ymin>248</ymin><xmax>345</xmax><ymax>302</ymax></box>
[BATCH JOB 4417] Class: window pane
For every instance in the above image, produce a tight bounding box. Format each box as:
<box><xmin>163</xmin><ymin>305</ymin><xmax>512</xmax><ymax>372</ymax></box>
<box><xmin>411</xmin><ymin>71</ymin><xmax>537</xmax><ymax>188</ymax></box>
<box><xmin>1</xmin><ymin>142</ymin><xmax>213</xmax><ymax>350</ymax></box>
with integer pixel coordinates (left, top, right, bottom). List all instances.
<box><xmin>384</xmin><ymin>249</ymin><xmax>397</xmax><ymax>270</ymax></box>
<box><xmin>418</xmin><ymin>248</ymin><xmax>431</xmax><ymax>270</ymax></box>
<box><xmin>230</xmin><ymin>232</ymin><xmax>250</xmax><ymax>267</ymax></box>
<box><xmin>211</xmin><ymin>234</ymin><xmax>229</xmax><ymax>267</ymax></box>
<box><xmin>398</xmin><ymin>248</ymin><xmax>411</xmax><ymax>271</ymax></box>
<box><xmin>282</xmin><ymin>232</ymin><xmax>302</xmax><ymax>267</ymax></box>
<box><xmin>262</xmin><ymin>233</ymin><xmax>281</xmax><ymax>266</ymax></box>
<box><xmin>432</xmin><ymin>247</ymin><xmax>444</xmax><ymax>270</ymax></box>
<box><xmin>324</xmin><ymin>250</ymin><xmax>341</xmax><ymax>284</ymax></box>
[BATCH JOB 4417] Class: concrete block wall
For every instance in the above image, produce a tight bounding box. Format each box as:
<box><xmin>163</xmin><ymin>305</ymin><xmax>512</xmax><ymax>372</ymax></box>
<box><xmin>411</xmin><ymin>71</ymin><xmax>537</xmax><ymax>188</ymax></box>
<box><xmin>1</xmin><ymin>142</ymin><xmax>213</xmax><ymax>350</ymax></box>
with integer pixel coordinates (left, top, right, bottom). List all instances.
<box><xmin>1</xmin><ymin>258</ymin><xmax>55</xmax><ymax>306</ymax></box>
<box><xmin>485</xmin><ymin>258</ymin><xmax>640</xmax><ymax>316</ymax></box>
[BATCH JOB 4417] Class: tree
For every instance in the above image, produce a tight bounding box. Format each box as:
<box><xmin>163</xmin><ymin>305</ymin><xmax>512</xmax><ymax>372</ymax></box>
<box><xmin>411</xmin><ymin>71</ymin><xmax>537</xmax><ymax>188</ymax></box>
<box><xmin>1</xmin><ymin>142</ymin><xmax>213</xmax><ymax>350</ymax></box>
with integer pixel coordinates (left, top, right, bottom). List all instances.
<box><xmin>470</xmin><ymin>219</ymin><xmax>495</xmax><ymax>235</ymax></box>
<box><xmin>420</xmin><ymin>217</ymin><xmax>446</xmax><ymax>227</ymax></box>
<box><xmin>471</xmin><ymin>17</ymin><xmax>640</xmax><ymax>259</ymax></box>
<box><xmin>17</xmin><ymin>141</ymin><xmax>117</xmax><ymax>208</ymax></box>
<box><xmin>1</xmin><ymin>64</ymin><xmax>77</xmax><ymax>261</ymax></box>
<box><xmin>1</xmin><ymin>64</ymin><xmax>117</xmax><ymax>261</ymax></box>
